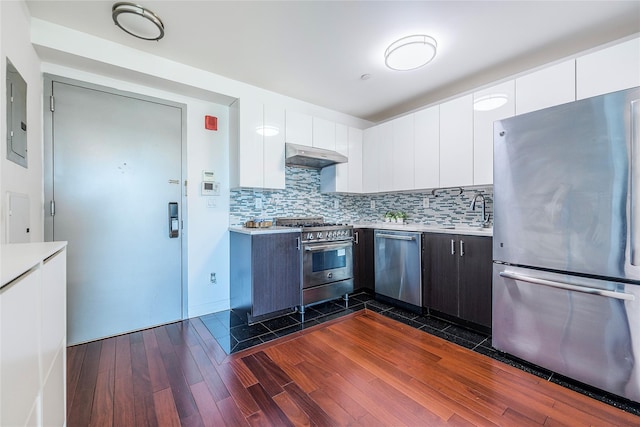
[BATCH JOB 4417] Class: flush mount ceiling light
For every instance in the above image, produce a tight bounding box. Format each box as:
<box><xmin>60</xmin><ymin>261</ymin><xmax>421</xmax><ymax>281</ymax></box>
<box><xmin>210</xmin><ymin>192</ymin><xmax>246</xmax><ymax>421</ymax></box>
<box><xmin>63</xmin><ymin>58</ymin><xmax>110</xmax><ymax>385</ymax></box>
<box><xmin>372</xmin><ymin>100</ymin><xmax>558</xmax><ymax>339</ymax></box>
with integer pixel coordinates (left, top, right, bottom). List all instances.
<box><xmin>256</xmin><ymin>125</ymin><xmax>280</xmax><ymax>137</ymax></box>
<box><xmin>384</xmin><ymin>35</ymin><xmax>437</xmax><ymax>71</ymax></box>
<box><xmin>474</xmin><ymin>93</ymin><xmax>509</xmax><ymax>111</ymax></box>
<box><xmin>112</xmin><ymin>2</ymin><xmax>164</xmax><ymax>41</ymax></box>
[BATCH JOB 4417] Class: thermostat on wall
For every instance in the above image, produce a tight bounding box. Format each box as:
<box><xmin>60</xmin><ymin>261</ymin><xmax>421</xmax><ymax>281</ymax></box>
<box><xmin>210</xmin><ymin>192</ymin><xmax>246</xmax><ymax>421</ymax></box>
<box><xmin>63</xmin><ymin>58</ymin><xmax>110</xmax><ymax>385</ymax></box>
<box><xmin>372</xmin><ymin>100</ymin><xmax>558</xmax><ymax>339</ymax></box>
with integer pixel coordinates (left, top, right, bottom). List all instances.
<box><xmin>202</xmin><ymin>170</ymin><xmax>215</xmax><ymax>182</ymax></box>
<box><xmin>201</xmin><ymin>181</ymin><xmax>220</xmax><ymax>196</ymax></box>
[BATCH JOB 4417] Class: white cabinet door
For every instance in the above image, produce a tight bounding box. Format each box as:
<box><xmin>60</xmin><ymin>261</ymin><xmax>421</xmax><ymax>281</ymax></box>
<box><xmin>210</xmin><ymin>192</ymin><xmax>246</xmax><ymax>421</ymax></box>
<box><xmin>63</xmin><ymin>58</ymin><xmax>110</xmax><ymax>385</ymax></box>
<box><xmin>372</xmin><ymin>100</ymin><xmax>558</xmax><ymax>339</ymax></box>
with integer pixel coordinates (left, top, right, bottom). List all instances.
<box><xmin>347</xmin><ymin>127</ymin><xmax>363</xmax><ymax>193</ymax></box>
<box><xmin>263</xmin><ymin>104</ymin><xmax>286</xmax><ymax>189</ymax></box>
<box><xmin>362</xmin><ymin>127</ymin><xmax>379</xmax><ymax>193</ymax></box>
<box><xmin>440</xmin><ymin>94</ymin><xmax>473</xmax><ymax>188</ymax></box>
<box><xmin>515</xmin><ymin>60</ymin><xmax>575</xmax><ymax>115</ymax></box>
<box><xmin>333</xmin><ymin>124</ymin><xmax>349</xmax><ymax>192</ymax></box>
<box><xmin>320</xmin><ymin>125</ymin><xmax>363</xmax><ymax>194</ymax></box>
<box><xmin>285</xmin><ymin>110</ymin><xmax>313</xmax><ymax>146</ymax></box>
<box><xmin>377</xmin><ymin>122</ymin><xmax>394</xmax><ymax>192</ymax></box>
<box><xmin>392</xmin><ymin>114</ymin><xmax>415</xmax><ymax>191</ymax></box>
<box><xmin>473</xmin><ymin>80</ymin><xmax>515</xmax><ymax>186</ymax></box>
<box><xmin>1</xmin><ymin>269</ymin><xmax>42</xmax><ymax>427</ymax></box>
<box><xmin>577</xmin><ymin>37</ymin><xmax>640</xmax><ymax>100</ymax></box>
<box><xmin>414</xmin><ymin>105</ymin><xmax>439</xmax><ymax>189</ymax></box>
<box><xmin>313</xmin><ymin>117</ymin><xmax>336</xmax><ymax>150</ymax></box>
<box><xmin>237</xmin><ymin>99</ymin><xmax>265</xmax><ymax>188</ymax></box>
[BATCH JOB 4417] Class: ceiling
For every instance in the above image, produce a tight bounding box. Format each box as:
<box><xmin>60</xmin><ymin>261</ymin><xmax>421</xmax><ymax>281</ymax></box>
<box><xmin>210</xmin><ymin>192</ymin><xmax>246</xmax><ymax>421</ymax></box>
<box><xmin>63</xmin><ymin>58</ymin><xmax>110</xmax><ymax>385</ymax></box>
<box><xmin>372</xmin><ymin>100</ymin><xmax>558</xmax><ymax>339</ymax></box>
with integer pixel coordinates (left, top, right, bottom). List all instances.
<box><xmin>25</xmin><ymin>1</ymin><xmax>640</xmax><ymax>122</ymax></box>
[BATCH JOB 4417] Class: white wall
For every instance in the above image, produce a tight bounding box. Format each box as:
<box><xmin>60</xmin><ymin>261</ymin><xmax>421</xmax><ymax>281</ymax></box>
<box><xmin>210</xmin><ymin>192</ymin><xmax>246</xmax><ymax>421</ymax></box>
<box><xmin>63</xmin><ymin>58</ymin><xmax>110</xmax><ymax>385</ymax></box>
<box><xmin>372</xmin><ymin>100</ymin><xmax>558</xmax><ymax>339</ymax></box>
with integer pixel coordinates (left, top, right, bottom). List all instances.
<box><xmin>1</xmin><ymin>1</ymin><xmax>43</xmax><ymax>243</ymax></box>
<box><xmin>41</xmin><ymin>63</ymin><xmax>231</xmax><ymax>317</ymax></box>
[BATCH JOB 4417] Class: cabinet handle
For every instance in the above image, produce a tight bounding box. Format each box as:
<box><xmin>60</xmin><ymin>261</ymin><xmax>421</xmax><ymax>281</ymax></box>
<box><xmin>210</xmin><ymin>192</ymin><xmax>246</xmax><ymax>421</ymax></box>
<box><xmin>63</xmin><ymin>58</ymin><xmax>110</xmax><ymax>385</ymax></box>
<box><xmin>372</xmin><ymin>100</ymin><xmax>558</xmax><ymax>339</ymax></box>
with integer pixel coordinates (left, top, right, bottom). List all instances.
<box><xmin>296</xmin><ymin>237</ymin><xmax>301</xmax><ymax>251</ymax></box>
<box><xmin>451</xmin><ymin>239</ymin><xmax>455</xmax><ymax>255</ymax></box>
<box><xmin>354</xmin><ymin>231</ymin><xmax>359</xmax><ymax>245</ymax></box>
<box><xmin>460</xmin><ymin>240</ymin><xmax>465</xmax><ymax>257</ymax></box>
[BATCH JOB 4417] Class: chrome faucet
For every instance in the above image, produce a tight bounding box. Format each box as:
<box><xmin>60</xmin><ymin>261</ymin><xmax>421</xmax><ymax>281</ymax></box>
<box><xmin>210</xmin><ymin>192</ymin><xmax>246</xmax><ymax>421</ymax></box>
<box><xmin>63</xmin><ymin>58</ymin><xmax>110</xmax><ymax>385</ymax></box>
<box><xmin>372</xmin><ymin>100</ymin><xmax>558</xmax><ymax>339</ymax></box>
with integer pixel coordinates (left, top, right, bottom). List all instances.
<box><xmin>469</xmin><ymin>193</ymin><xmax>491</xmax><ymax>227</ymax></box>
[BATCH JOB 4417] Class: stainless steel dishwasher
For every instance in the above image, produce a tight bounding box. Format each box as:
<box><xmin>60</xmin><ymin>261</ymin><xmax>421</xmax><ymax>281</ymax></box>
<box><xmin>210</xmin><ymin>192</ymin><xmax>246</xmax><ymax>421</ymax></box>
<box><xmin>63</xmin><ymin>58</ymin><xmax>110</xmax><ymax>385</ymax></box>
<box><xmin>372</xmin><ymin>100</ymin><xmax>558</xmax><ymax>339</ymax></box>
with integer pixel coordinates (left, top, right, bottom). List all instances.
<box><xmin>374</xmin><ymin>230</ymin><xmax>422</xmax><ymax>307</ymax></box>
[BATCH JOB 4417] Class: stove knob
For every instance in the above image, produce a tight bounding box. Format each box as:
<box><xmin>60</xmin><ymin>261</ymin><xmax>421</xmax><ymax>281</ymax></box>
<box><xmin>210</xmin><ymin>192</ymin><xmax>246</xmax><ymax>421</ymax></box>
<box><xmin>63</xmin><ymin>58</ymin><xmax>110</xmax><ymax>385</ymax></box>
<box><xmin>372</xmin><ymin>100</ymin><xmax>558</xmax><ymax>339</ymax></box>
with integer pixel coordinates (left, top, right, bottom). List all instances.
<box><xmin>317</xmin><ymin>232</ymin><xmax>322</xmax><ymax>239</ymax></box>
<box><xmin>307</xmin><ymin>233</ymin><xmax>313</xmax><ymax>240</ymax></box>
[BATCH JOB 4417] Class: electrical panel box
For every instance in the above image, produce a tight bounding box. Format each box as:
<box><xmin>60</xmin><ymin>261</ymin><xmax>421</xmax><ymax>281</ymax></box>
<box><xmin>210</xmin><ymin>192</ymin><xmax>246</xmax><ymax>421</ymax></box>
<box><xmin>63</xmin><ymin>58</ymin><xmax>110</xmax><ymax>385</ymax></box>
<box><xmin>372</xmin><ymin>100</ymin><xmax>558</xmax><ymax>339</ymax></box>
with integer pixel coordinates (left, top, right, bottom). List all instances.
<box><xmin>6</xmin><ymin>59</ymin><xmax>27</xmax><ymax>168</ymax></box>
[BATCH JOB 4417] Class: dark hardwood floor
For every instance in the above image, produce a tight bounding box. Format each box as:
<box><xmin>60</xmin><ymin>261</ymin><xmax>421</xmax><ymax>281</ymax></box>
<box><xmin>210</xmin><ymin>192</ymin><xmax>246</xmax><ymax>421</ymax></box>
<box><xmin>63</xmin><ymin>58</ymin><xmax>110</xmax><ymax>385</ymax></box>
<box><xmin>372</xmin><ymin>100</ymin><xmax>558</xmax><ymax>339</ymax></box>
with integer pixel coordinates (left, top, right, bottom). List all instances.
<box><xmin>67</xmin><ymin>310</ymin><xmax>640</xmax><ymax>426</ymax></box>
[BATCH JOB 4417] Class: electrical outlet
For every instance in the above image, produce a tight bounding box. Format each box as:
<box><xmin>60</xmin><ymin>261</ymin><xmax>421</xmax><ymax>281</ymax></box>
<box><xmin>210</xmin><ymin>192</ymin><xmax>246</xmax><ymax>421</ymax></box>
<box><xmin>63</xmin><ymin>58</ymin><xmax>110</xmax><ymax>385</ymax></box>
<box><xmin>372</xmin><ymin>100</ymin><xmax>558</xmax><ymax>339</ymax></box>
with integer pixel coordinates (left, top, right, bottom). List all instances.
<box><xmin>255</xmin><ymin>198</ymin><xmax>263</xmax><ymax>209</ymax></box>
<box><xmin>423</xmin><ymin>197</ymin><xmax>430</xmax><ymax>208</ymax></box>
<box><xmin>210</xmin><ymin>272</ymin><xmax>217</xmax><ymax>284</ymax></box>
<box><xmin>371</xmin><ymin>200</ymin><xmax>376</xmax><ymax>209</ymax></box>
<box><xmin>334</xmin><ymin>199</ymin><xmax>339</xmax><ymax>209</ymax></box>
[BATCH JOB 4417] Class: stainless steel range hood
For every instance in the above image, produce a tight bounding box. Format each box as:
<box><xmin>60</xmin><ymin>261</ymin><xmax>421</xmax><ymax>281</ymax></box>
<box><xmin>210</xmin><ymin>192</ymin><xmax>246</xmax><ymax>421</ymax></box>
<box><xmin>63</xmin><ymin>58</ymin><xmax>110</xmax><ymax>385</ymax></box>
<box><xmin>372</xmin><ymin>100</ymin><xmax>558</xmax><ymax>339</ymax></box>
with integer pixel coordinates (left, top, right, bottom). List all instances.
<box><xmin>285</xmin><ymin>143</ymin><xmax>347</xmax><ymax>169</ymax></box>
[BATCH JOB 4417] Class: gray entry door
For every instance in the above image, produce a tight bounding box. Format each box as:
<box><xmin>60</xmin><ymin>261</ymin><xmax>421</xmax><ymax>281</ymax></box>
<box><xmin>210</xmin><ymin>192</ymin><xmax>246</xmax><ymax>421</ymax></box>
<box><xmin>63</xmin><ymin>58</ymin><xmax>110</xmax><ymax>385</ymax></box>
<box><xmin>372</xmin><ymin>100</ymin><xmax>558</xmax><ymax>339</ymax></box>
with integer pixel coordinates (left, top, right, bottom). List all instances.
<box><xmin>46</xmin><ymin>80</ymin><xmax>184</xmax><ymax>345</ymax></box>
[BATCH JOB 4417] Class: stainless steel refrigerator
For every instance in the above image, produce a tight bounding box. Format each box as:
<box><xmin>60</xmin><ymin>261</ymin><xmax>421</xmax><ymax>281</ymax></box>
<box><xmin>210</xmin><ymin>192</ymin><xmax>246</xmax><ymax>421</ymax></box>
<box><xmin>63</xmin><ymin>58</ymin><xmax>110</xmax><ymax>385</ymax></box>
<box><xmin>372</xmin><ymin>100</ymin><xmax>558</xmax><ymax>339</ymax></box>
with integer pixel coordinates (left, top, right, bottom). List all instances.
<box><xmin>493</xmin><ymin>86</ymin><xmax>640</xmax><ymax>402</ymax></box>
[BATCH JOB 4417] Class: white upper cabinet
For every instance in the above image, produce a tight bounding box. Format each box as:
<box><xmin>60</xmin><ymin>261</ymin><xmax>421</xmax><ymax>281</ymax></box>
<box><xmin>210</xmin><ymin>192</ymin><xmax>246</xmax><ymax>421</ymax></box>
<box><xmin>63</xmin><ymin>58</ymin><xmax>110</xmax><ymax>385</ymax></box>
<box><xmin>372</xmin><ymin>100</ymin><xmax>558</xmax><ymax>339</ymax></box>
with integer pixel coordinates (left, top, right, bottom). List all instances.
<box><xmin>285</xmin><ymin>110</ymin><xmax>313</xmax><ymax>146</ymax></box>
<box><xmin>320</xmin><ymin>125</ymin><xmax>363</xmax><ymax>193</ymax></box>
<box><xmin>377</xmin><ymin>122</ymin><xmax>394</xmax><ymax>192</ymax></box>
<box><xmin>233</xmin><ymin>98</ymin><xmax>264</xmax><ymax>188</ymax></box>
<box><xmin>347</xmin><ymin>127</ymin><xmax>363</xmax><ymax>193</ymax></box>
<box><xmin>473</xmin><ymin>80</ymin><xmax>515</xmax><ymax>186</ymax></box>
<box><xmin>312</xmin><ymin>117</ymin><xmax>336</xmax><ymax>150</ymax></box>
<box><xmin>392</xmin><ymin>114</ymin><xmax>415</xmax><ymax>191</ymax></box>
<box><xmin>576</xmin><ymin>37</ymin><xmax>640</xmax><ymax>100</ymax></box>
<box><xmin>362</xmin><ymin>126</ymin><xmax>379</xmax><ymax>193</ymax></box>
<box><xmin>414</xmin><ymin>105</ymin><xmax>440</xmax><ymax>190</ymax></box>
<box><xmin>515</xmin><ymin>60</ymin><xmax>576</xmax><ymax>115</ymax></box>
<box><xmin>440</xmin><ymin>94</ymin><xmax>473</xmax><ymax>188</ymax></box>
<box><xmin>231</xmin><ymin>99</ymin><xmax>285</xmax><ymax>189</ymax></box>
<box><xmin>263</xmin><ymin>104</ymin><xmax>286</xmax><ymax>189</ymax></box>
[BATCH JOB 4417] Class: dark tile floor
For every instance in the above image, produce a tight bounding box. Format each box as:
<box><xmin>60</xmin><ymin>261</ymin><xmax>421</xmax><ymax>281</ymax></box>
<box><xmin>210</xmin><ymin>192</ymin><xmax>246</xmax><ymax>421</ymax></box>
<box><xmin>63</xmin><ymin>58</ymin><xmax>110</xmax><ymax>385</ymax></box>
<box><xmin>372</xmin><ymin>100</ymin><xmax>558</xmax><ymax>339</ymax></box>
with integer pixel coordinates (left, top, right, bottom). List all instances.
<box><xmin>199</xmin><ymin>290</ymin><xmax>640</xmax><ymax>416</ymax></box>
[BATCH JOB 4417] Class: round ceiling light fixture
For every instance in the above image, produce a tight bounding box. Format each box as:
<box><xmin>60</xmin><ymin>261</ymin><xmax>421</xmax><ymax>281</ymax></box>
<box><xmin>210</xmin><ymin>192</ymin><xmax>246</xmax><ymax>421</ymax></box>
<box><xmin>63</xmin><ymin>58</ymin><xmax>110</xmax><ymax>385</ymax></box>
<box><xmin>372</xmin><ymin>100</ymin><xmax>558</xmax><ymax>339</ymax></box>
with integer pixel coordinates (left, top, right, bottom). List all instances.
<box><xmin>473</xmin><ymin>93</ymin><xmax>509</xmax><ymax>111</ymax></box>
<box><xmin>384</xmin><ymin>35</ymin><xmax>437</xmax><ymax>71</ymax></box>
<box><xmin>112</xmin><ymin>2</ymin><xmax>165</xmax><ymax>41</ymax></box>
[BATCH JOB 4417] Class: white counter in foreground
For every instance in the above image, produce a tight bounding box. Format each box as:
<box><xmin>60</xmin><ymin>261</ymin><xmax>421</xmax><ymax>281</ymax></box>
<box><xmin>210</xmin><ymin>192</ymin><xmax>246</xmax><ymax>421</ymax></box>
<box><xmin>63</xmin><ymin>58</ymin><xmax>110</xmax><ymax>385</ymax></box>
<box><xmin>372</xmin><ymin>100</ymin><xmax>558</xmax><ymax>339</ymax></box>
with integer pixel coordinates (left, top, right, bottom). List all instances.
<box><xmin>229</xmin><ymin>226</ymin><xmax>302</xmax><ymax>235</ymax></box>
<box><xmin>1</xmin><ymin>241</ymin><xmax>67</xmax><ymax>427</ymax></box>
<box><xmin>2</xmin><ymin>241</ymin><xmax>67</xmax><ymax>287</ymax></box>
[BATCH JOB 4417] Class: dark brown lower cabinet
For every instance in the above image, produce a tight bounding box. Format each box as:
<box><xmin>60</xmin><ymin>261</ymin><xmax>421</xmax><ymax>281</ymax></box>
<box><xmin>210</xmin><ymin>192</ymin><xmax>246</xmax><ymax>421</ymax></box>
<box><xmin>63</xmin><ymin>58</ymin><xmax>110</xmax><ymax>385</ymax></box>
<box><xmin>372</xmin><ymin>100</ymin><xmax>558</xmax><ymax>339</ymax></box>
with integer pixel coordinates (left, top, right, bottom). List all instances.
<box><xmin>423</xmin><ymin>233</ymin><xmax>492</xmax><ymax>329</ymax></box>
<box><xmin>230</xmin><ymin>231</ymin><xmax>301</xmax><ymax>320</ymax></box>
<box><xmin>353</xmin><ymin>228</ymin><xmax>374</xmax><ymax>291</ymax></box>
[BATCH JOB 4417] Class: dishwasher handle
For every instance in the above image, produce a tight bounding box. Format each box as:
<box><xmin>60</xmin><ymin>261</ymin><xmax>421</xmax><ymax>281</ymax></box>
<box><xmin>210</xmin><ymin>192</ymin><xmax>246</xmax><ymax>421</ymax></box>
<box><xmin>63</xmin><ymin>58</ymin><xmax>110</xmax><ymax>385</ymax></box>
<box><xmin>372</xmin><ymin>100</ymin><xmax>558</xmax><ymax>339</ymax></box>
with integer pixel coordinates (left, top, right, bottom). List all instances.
<box><xmin>376</xmin><ymin>233</ymin><xmax>416</xmax><ymax>241</ymax></box>
<box><xmin>499</xmin><ymin>271</ymin><xmax>635</xmax><ymax>301</ymax></box>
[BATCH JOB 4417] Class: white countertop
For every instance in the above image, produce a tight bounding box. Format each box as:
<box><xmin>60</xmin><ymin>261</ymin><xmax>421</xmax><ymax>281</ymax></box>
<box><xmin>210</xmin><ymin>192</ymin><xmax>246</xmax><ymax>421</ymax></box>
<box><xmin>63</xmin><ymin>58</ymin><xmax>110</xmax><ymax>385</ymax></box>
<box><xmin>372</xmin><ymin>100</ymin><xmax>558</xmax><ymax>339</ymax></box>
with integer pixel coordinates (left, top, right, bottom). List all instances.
<box><xmin>352</xmin><ymin>222</ymin><xmax>493</xmax><ymax>237</ymax></box>
<box><xmin>229</xmin><ymin>226</ymin><xmax>302</xmax><ymax>235</ymax></box>
<box><xmin>230</xmin><ymin>223</ymin><xmax>492</xmax><ymax>236</ymax></box>
<box><xmin>2</xmin><ymin>241</ymin><xmax>68</xmax><ymax>287</ymax></box>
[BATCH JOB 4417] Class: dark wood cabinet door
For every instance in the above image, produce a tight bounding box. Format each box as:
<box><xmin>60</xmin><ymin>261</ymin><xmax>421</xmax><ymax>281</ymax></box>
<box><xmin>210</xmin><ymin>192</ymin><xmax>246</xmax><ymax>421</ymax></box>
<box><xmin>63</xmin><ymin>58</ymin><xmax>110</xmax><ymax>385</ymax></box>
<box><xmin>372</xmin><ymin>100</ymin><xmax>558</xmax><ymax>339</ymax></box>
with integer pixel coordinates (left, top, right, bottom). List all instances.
<box><xmin>353</xmin><ymin>228</ymin><xmax>375</xmax><ymax>291</ymax></box>
<box><xmin>423</xmin><ymin>233</ymin><xmax>458</xmax><ymax>316</ymax></box>
<box><xmin>251</xmin><ymin>233</ymin><xmax>301</xmax><ymax>317</ymax></box>
<box><xmin>458</xmin><ymin>235</ymin><xmax>493</xmax><ymax>328</ymax></box>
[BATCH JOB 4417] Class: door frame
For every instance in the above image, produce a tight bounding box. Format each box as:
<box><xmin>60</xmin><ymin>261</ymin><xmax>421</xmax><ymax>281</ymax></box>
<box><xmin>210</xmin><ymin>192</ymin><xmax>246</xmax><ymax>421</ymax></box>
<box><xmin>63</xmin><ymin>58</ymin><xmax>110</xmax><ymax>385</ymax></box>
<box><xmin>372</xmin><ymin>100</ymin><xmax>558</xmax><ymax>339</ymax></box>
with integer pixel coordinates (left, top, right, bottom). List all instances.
<box><xmin>42</xmin><ymin>74</ymin><xmax>189</xmax><ymax>320</ymax></box>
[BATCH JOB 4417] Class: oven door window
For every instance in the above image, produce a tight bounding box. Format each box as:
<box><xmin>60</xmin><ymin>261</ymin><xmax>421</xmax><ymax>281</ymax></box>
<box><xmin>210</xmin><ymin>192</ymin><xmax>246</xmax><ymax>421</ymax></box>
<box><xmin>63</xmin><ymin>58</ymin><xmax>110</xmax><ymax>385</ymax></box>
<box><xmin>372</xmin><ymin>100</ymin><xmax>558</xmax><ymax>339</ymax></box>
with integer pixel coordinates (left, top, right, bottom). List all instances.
<box><xmin>312</xmin><ymin>248</ymin><xmax>347</xmax><ymax>272</ymax></box>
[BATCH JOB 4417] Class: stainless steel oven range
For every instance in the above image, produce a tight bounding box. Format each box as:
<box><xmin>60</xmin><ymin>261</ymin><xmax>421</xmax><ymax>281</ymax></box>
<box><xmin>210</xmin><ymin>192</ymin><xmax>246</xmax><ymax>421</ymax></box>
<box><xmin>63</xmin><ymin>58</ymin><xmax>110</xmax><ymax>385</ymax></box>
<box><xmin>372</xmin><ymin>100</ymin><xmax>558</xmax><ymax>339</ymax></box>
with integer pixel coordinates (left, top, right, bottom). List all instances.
<box><xmin>274</xmin><ymin>217</ymin><xmax>354</xmax><ymax>313</ymax></box>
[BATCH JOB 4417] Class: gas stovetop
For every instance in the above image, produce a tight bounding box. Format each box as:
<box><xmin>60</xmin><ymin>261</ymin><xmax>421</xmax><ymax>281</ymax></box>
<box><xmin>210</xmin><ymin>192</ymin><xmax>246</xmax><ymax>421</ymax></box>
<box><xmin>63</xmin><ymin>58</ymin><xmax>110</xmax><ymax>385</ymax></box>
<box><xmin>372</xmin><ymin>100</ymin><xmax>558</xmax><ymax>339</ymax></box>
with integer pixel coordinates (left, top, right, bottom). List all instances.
<box><xmin>274</xmin><ymin>217</ymin><xmax>353</xmax><ymax>243</ymax></box>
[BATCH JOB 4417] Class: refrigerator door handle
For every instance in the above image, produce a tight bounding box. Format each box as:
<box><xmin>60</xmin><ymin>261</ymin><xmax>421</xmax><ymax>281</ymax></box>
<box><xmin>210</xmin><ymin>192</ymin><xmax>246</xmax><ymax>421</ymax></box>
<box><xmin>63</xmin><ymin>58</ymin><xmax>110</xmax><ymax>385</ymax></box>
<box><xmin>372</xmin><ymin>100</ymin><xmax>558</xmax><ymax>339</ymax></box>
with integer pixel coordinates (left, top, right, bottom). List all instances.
<box><xmin>499</xmin><ymin>271</ymin><xmax>635</xmax><ymax>301</ymax></box>
<box><xmin>631</xmin><ymin>99</ymin><xmax>639</xmax><ymax>266</ymax></box>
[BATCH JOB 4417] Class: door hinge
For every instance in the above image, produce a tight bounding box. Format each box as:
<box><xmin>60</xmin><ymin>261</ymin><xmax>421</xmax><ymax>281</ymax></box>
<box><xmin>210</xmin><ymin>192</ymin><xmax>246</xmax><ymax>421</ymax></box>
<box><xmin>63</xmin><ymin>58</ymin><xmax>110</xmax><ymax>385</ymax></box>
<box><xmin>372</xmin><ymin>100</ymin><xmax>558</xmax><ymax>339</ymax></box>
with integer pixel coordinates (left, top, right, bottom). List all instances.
<box><xmin>50</xmin><ymin>95</ymin><xmax>55</xmax><ymax>112</ymax></box>
<box><xmin>50</xmin><ymin>200</ymin><xmax>55</xmax><ymax>217</ymax></box>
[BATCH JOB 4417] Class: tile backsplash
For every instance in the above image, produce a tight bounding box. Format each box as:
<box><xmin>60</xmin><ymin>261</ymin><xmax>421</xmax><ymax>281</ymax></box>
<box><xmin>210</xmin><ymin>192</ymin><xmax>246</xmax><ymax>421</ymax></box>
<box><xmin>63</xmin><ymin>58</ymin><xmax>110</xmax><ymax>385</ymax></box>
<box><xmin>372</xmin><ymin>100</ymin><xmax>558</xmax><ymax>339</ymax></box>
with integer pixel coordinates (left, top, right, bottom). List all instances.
<box><xmin>230</xmin><ymin>167</ymin><xmax>493</xmax><ymax>227</ymax></box>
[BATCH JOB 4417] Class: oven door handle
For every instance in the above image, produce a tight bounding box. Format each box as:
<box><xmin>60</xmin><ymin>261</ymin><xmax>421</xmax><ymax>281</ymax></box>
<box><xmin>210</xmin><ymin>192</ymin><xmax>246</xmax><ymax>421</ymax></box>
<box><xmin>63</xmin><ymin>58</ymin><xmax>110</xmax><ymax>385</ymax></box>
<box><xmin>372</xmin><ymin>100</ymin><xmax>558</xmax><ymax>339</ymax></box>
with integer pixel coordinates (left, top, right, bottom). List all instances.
<box><xmin>304</xmin><ymin>241</ymin><xmax>353</xmax><ymax>251</ymax></box>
